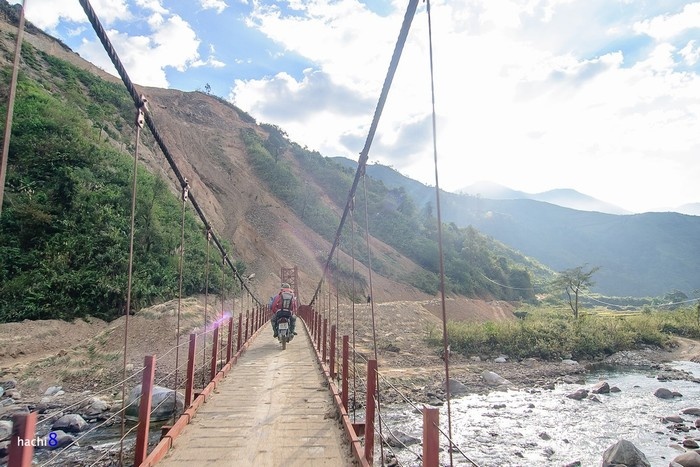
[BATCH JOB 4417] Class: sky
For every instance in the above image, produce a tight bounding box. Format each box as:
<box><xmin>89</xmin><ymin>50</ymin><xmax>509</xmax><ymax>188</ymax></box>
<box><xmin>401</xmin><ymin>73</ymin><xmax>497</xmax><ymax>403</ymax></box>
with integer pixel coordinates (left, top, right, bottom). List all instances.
<box><xmin>11</xmin><ymin>0</ymin><xmax>700</xmax><ymax>213</ymax></box>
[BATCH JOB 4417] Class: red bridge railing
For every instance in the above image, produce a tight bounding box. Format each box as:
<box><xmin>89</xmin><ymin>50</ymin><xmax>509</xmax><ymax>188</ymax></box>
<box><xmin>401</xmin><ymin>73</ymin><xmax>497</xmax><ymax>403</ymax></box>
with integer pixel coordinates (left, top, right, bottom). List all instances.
<box><xmin>296</xmin><ymin>304</ymin><xmax>440</xmax><ymax>467</ymax></box>
<box><xmin>7</xmin><ymin>304</ymin><xmax>272</xmax><ymax>467</ymax></box>
<box><xmin>9</xmin><ymin>303</ymin><xmax>440</xmax><ymax>466</ymax></box>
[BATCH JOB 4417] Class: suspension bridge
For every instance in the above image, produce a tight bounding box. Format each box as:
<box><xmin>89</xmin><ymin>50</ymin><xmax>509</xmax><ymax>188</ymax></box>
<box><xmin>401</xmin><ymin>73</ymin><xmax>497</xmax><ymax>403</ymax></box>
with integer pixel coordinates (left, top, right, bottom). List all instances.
<box><xmin>1</xmin><ymin>0</ymin><xmax>476</xmax><ymax>465</ymax></box>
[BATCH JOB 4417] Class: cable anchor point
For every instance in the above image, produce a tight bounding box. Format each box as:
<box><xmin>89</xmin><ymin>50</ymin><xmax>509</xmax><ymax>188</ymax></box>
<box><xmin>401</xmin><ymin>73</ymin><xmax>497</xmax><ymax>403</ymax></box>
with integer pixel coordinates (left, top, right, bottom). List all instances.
<box><xmin>135</xmin><ymin>94</ymin><xmax>148</xmax><ymax>128</ymax></box>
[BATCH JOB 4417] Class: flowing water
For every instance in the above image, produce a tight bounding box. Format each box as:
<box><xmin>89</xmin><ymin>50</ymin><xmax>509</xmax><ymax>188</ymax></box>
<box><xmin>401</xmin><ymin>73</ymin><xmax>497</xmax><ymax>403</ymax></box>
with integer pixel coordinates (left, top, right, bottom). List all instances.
<box><xmin>381</xmin><ymin>361</ymin><xmax>700</xmax><ymax>467</ymax></box>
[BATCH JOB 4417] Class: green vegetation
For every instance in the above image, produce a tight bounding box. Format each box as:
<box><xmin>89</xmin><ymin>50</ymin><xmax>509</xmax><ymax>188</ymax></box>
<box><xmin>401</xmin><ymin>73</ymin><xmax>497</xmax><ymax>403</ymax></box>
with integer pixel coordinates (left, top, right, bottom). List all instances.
<box><xmin>0</xmin><ymin>70</ymin><xmax>238</xmax><ymax>322</ymax></box>
<box><xmin>551</xmin><ymin>264</ymin><xmax>600</xmax><ymax>319</ymax></box>
<box><xmin>431</xmin><ymin>305</ymin><xmax>700</xmax><ymax>361</ymax></box>
<box><xmin>241</xmin><ymin>126</ymin><xmax>538</xmax><ymax>301</ymax></box>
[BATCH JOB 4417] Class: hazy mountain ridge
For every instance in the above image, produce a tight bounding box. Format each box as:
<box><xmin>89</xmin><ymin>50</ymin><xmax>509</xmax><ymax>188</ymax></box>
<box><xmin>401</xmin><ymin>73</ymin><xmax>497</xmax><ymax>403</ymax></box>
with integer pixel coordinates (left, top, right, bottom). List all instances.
<box><xmin>332</xmin><ymin>158</ymin><xmax>700</xmax><ymax>297</ymax></box>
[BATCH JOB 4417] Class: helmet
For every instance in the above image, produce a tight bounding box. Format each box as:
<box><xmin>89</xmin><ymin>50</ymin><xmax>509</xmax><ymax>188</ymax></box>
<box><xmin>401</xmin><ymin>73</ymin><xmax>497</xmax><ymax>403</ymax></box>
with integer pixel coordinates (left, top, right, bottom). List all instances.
<box><xmin>281</xmin><ymin>283</ymin><xmax>290</xmax><ymax>289</ymax></box>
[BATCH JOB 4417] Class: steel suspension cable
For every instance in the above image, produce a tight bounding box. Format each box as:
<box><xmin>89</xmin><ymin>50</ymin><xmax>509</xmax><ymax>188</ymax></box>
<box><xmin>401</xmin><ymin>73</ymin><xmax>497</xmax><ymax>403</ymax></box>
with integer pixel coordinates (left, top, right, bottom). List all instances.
<box><xmin>360</xmin><ymin>173</ymin><xmax>385</xmax><ymax>464</ymax></box>
<box><xmin>203</xmin><ymin>229</ymin><xmax>211</xmax><ymax>387</ymax></box>
<box><xmin>335</xmin><ymin>245</ymin><xmax>340</xmax><ymax>380</ymax></box>
<box><xmin>426</xmin><ymin>0</ymin><xmax>455</xmax><ymax>464</ymax></box>
<box><xmin>220</xmin><ymin>255</ymin><xmax>226</xmax><ymax>372</ymax></box>
<box><xmin>0</xmin><ymin>0</ymin><xmax>27</xmax><ymax>215</ymax></box>
<box><xmin>78</xmin><ymin>0</ymin><xmax>259</xmax><ymax>304</ymax></box>
<box><xmin>309</xmin><ymin>0</ymin><xmax>419</xmax><ymax>307</ymax></box>
<box><xmin>119</xmin><ymin>97</ymin><xmax>146</xmax><ymax>460</ymax></box>
<box><xmin>350</xmin><ymin>203</ymin><xmax>357</xmax><ymax>422</ymax></box>
<box><xmin>173</xmin><ymin>181</ymin><xmax>189</xmax><ymax>424</ymax></box>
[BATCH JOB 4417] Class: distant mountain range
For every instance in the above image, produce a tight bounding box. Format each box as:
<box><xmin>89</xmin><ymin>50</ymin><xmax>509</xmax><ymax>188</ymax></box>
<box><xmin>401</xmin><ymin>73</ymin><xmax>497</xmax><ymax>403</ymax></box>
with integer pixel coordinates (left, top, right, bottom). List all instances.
<box><xmin>457</xmin><ymin>181</ymin><xmax>632</xmax><ymax>215</ymax></box>
<box><xmin>332</xmin><ymin>158</ymin><xmax>700</xmax><ymax>298</ymax></box>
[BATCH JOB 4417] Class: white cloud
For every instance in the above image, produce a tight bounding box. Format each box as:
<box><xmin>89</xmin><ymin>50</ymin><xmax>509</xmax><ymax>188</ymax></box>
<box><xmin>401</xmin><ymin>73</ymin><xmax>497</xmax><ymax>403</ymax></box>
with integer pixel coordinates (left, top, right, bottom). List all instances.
<box><xmin>78</xmin><ymin>14</ymin><xmax>201</xmax><ymax>87</ymax></box>
<box><xmin>633</xmin><ymin>2</ymin><xmax>700</xmax><ymax>40</ymax></box>
<box><xmin>231</xmin><ymin>0</ymin><xmax>700</xmax><ymax>212</ymax></box>
<box><xmin>680</xmin><ymin>40</ymin><xmax>700</xmax><ymax>65</ymax></box>
<box><xmin>19</xmin><ymin>0</ymin><xmax>130</xmax><ymax>32</ymax></box>
<box><xmin>135</xmin><ymin>0</ymin><xmax>168</xmax><ymax>15</ymax></box>
<box><xmin>200</xmin><ymin>0</ymin><xmax>229</xmax><ymax>14</ymax></box>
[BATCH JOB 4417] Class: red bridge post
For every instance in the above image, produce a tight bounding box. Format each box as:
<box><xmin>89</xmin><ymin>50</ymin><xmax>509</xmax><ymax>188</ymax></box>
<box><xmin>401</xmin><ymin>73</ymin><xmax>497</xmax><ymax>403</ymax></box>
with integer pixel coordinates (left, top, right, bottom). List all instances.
<box><xmin>329</xmin><ymin>325</ymin><xmax>336</xmax><ymax>378</ymax></box>
<box><xmin>423</xmin><ymin>406</ymin><xmax>439</xmax><ymax>467</ymax></box>
<box><xmin>134</xmin><ymin>355</ymin><xmax>156</xmax><ymax>464</ymax></box>
<box><xmin>237</xmin><ymin>313</ymin><xmax>242</xmax><ymax>351</ymax></box>
<box><xmin>185</xmin><ymin>334</ymin><xmax>196</xmax><ymax>407</ymax></box>
<box><xmin>322</xmin><ymin>318</ymin><xmax>328</xmax><ymax>363</ymax></box>
<box><xmin>244</xmin><ymin>310</ymin><xmax>249</xmax><ymax>342</ymax></box>
<box><xmin>226</xmin><ymin>317</ymin><xmax>233</xmax><ymax>362</ymax></box>
<box><xmin>210</xmin><ymin>324</ymin><xmax>219</xmax><ymax>381</ymax></box>
<box><xmin>342</xmin><ymin>335</ymin><xmax>349</xmax><ymax>411</ymax></box>
<box><xmin>365</xmin><ymin>359</ymin><xmax>377</xmax><ymax>465</ymax></box>
<box><xmin>8</xmin><ymin>412</ymin><xmax>36</xmax><ymax>467</ymax></box>
<box><xmin>316</xmin><ymin>314</ymin><xmax>322</xmax><ymax>351</ymax></box>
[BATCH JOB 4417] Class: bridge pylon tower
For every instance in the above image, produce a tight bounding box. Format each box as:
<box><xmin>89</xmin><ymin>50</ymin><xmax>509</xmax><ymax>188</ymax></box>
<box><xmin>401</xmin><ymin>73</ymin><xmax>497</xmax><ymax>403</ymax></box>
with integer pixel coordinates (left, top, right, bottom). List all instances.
<box><xmin>281</xmin><ymin>266</ymin><xmax>299</xmax><ymax>299</ymax></box>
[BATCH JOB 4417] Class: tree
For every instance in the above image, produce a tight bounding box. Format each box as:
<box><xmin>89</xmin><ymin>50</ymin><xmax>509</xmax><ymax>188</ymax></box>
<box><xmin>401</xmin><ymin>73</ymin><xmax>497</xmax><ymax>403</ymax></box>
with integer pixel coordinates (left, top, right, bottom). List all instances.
<box><xmin>552</xmin><ymin>265</ymin><xmax>600</xmax><ymax>319</ymax></box>
<box><xmin>204</xmin><ymin>83</ymin><xmax>211</xmax><ymax>94</ymax></box>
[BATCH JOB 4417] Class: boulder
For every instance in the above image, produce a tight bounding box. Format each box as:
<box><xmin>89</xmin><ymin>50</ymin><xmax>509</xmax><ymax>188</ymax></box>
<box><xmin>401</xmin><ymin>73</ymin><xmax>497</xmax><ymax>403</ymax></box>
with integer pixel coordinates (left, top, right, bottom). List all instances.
<box><xmin>591</xmin><ymin>381</ymin><xmax>610</xmax><ymax>394</ymax></box>
<box><xmin>671</xmin><ymin>450</ymin><xmax>700</xmax><ymax>467</ymax></box>
<box><xmin>125</xmin><ymin>384</ymin><xmax>184</xmax><ymax>421</ymax></box>
<box><xmin>81</xmin><ymin>397</ymin><xmax>110</xmax><ymax>418</ymax></box>
<box><xmin>663</xmin><ymin>415</ymin><xmax>685</xmax><ymax>423</ymax></box>
<box><xmin>41</xmin><ymin>430</ymin><xmax>74</xmax><ymax>450</ymax></box>
<box><xmin>655</xmin><ymin>388</ymin><xmax>675</xmax><ymax>399</ymax></box>
<box><xmin>0</xmin><ymin>420</ymin><xmax>11</xmax><ymax>441</ymax></box>
<box><xmin>566</xmin><ymin>389</ymin><xmax>589</xmax><ymax>401</ymax></box>
<box><xmin>384</xmin><ymin>430</ymin><xmax>420</xmax><ymax>448</ymax></box>
<box><xmin>44</xmin><ymin>386</ymin><xmax>62</xmax><ymax>396</ymax></box>
<box><xmin>683</xmin><ymin>408</ymin><xmax>700</xmax><ymax>416</ymax></box>
<box><xmin>682</xmin><ymin>439</ymin><xmax>699</xmax><ymax>449</ymax></box>
<box><xmin>601</xmin><ymin>439</ymin><xmax>650</xmax><ymax>467</ymax></box>
<box><xmin>482</xmin><ymin>371</ymin><xmax>510</xmax><ymax>386</ymax></box>
<box><xmin>51</xmin><ymin>414</ymin><xmax>88</xmax><ymax>433</ymax></box>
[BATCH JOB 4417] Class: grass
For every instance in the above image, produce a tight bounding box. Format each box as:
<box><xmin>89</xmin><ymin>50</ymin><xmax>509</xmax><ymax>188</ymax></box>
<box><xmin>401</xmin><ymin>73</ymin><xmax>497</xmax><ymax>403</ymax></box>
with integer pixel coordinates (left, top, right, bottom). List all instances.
<box><xmin>428</xmin><ymin>304</ymin><xmax>700</xmax><ymax>361</ymax></box>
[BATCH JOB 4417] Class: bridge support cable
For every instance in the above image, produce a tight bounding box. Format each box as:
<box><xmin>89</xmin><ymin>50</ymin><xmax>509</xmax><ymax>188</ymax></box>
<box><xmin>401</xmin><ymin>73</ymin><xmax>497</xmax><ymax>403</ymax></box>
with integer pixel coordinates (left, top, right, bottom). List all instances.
<box><xmin>309</xmin><ymin>0</ymin><xmax>419</xmax><ymax>307</ymax></box>
<box><xmin>77</xmin><ymin>0</ymin><xmax>259</xmax><ymax>305</ymax></box>
<box><xmin>203</xmin><ymin>229</ymin><xmax>212</xmax><ymax>387</ymax></box>
<box><xmin>172</xmin><ymin>181</ymin><xmax>190</xmax><ymax>425</ymax></box>
<box><xmin>360</xmin><ymin>173</ymin><xmax>385</xmax><ymax>463</ymax></box>
<box><xmin>0</xmin><ymin>0</ymin><xmax>27</xmax><ymax>216</ymax></box>
<box><xmin>119</xmin><ymin>96</ymin><xmax>147</xmax><ymax>461</ymax></box>
<box><xmin>335</xmin><ymin>246</ymin><xmax>340</xmax><ymax>381</ymax></box>
<box><xmin>219</xmin><ymin>255</ymin><xmax>226</xmax><ymax>374</ymax></box>
<box><xmin>350</xmin><ymin>205</ymin><xmax>358</xmax><ymax>422</ymax></box>
<box><xmin>424</xmin><ymin>1</ymin><xmax>471</xmax><ymax>465</ymax></box>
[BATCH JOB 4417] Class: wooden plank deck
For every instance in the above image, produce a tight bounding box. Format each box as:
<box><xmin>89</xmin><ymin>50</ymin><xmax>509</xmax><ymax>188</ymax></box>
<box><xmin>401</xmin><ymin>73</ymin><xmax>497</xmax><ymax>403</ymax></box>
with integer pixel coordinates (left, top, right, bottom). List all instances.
<box><xmin>157</xmin><ymin>324</ymin><xmax>355</xmax><ymax>466</ymax></box>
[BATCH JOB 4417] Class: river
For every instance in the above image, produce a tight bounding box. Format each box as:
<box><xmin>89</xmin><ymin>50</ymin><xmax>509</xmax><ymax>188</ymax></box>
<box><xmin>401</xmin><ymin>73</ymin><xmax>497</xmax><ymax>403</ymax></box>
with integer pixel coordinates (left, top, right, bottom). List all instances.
<box><xmin>381</xmin><ymin>361</ymin><xmax>700</xmax><ymax>467</ymax></box>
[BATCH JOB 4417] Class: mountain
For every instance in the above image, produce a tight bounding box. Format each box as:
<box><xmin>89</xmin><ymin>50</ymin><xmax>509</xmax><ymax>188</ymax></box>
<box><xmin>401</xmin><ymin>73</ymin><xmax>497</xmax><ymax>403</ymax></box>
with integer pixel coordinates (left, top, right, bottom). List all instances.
<box><xmin>459</xmin><ymin>181</ymin><xmax>631</xmax><ymax>215</ymax></box>
<box><xmin>677</xmin><ymin>203</ymin><xmax>700</xmax><ymax>216</ymax></box>
<box><xmin>332</xmin><ymin>158</ymin><xmax>700</xmax><ymax>297</ymax></box>
<box><xmin>0</xmin><ymin>6</ymin><xmax>552</xmax><ymax>321</ymax></box>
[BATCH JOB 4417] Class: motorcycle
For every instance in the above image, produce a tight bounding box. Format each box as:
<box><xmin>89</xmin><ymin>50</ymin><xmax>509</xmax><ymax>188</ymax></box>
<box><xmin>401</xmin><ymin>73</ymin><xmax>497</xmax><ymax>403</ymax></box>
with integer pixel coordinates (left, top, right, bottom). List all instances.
<box><xmin>276</xmin><ymin>310</ymin><xmax>293</xmax><ymax>350</ymax></box>
<box><xmin>278</xmin><ymin>317</ymin><xmax>290</xmax><ymax>349</ymax></box>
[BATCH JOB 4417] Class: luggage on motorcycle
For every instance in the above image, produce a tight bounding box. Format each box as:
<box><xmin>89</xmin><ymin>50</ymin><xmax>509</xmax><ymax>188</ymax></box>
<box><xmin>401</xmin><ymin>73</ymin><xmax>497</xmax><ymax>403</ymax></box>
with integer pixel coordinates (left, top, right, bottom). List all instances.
<box><xmin>280</xmin><ymin>291</ymin><xmax>294</xmax><ymax>311</ymax></box>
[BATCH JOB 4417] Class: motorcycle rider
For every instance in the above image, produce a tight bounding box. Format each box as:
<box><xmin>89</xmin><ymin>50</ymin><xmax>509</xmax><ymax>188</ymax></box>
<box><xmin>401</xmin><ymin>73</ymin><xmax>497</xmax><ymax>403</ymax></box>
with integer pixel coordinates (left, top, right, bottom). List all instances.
<box><xmin>271</xmin><ymin>283</ymin><xmax>297</xmax><ymax>338</ymax></box>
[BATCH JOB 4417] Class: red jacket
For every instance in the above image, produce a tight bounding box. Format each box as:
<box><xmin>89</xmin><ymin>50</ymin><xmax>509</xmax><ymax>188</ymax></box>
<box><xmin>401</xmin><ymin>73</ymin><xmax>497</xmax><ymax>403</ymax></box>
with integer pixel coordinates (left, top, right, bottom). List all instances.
<box><xmin>270</xmin><ymin>288</ymin><xmax>297</xmax><ymax>314</ymax></box>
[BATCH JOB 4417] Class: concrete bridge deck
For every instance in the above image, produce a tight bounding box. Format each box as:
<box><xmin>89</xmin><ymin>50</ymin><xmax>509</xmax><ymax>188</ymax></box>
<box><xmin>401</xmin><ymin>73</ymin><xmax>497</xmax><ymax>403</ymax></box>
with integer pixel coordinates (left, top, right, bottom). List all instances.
<box><xmin>157</xmin><ymin>324</ymin><xmax>355</xmax><ymax>466</ymax></box>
